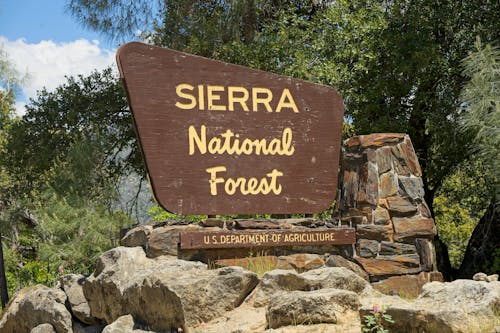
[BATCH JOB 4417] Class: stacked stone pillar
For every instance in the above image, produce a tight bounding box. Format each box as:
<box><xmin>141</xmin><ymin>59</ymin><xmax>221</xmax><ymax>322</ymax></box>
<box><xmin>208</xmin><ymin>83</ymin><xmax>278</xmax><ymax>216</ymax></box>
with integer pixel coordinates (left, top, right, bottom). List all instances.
<box><xmin>339</xmin><ymin>133</ymin><xmax>438</xmax><ymax>282</ymax></box>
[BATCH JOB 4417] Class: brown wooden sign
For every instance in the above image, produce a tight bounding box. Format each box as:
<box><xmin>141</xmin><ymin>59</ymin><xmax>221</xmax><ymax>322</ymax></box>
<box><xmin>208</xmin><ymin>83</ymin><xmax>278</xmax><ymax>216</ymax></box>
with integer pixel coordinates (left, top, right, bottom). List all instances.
<box><xmin>116</xmin><ymin>42</ymin><xmax>344</xmax><ymax>215</ymax></box>
<box><xmin>179</xmin><ymin>229</ymin><xmax>355</xmax><ymax>249</ymax></box>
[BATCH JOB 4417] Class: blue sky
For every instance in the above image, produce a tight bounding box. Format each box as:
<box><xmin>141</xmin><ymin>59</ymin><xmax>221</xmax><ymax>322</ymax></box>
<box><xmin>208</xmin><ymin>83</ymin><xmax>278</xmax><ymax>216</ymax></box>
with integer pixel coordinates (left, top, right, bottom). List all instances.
<box><xmin>0</xmin><ymin>0</ymin><xmax>125</xmax><ymax>113</ymax></box>
<box><xmin>0</xmin><ymin>0</ymin><xmax>116</xmax><ymax>49</ymax></box>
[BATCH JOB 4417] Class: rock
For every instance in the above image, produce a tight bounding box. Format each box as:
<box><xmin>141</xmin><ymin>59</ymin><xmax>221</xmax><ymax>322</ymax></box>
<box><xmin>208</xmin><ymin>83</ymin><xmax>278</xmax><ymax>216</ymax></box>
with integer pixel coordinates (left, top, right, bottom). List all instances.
<box><xmin>345</xmin><ymin>133</ymin><xmax>405</xmax><ymax>149</ymax></box>
<box><xmin>235</xmin><ymin>219</ymin><xmax>279</xmax><ymax>229</ymax></box>
<box><xmin>372</xmin><ymin>271</ymin><xmax>444</xmax><ymax>298</ymax></box>
<box><xmin>373</xmin><ymin>207</ymin><xmax>390</xmax><ymax>225</ymax></box>
<box><xmin>356</xmin><ymin>224</ymin><xmax>393</xmax><ymax>241</ymax></box>
<box><xmin>393</xmin><ymin>217</ymin><xmax>436</xmax><ymax>241</ymax></box>
<box><xmin>120</xmin><ymin>224</ymin><xmax>153</xmax><ymax>248</ymax></box>
<box><xmin>60</xmin><ymin>274</ymin><xmax>99</xmax><ymax>325</ymax></box>
<box><xmin>72</xmin><ymin>322</ymin><xmax>104</xmax><ymax>333</ymax></box>
<box><xmin>278</xmin><ymin>218</ymin><xmax>325</xmax><ymax>228</ymax></box>
<box><xmin>379</xmin><ymin>172</ymin><xmax>397</xmax><ymax>198</ymax></box>
<box><xmin>355</xmin><ymin>256</ymin><xmax>421</xmax><ymax>279</ymax></box>
<box><xmin>488</xmin><ymin>274</ymin><xmax>499</xmax><ymax>282</ymax></box>
<box><xmin>398</xmin><ymin>176</ymin><xmax>424</xmax><ymax>200</ymax></box>
<box><xmin>263</xmin><ymin>314</ymin><xmax>361</xmax><ymax>333</ymax></box>
<box><xmin>386</xmin><ymin>196</ymin><xmax>417</xmax><ymax>216</ymax></box>
<box><xmin>0</xmin><ymin>285</ymin><xmax>73</xmax><ymax>333</ymax></box>
<box><xmin>325</xmin><ymin>255</ymin><xmax>369</xmax><ymax>281</ymax></box>
<box><xmin>366</xmin><ymin>280</ymin><xmax>500</xmax><ymax>333</ymax></box>
<box><xmin>248</xmin><ymin>267</ymin><xmax>369</xmax><ymax>307</ymax></box>
<box><xmin>357</xmin><ymin>239</ymin><xmax>379</xmax><ymax>258</ymax></box>
<box><xmin>146</xmin><ymin>224</ymin><xmax>208</xmax><ymax>257</ymax></box>
<box><xmin>373</xmin><ymin>275</ymin><xmax>420</xmax><ymax>298</ymax></box>
<box><xmin>30</xmin><ymin>324</ymin><xmax>57</xmax><ymax>333</ymax></box>
<box><xmin>276</xmin><ymin>253</ymin><xmax>325</xmax><ymax>272</ymax></box>
<box><xmin>102</xmin><ymin>315</ymin><xmax>151</xmax><ymax>333</ymax></box>
<box><xmin>193</xmin><ymin>304</ymin><xmax>266</xmax><ymax>333</ymax></box>
<box><xmin>200</xmin><ymin>218</ymin><xmax>233</xmax><ymax>228</ymax></box>
<box><xmin>379</xmin><ymin>241</ymin><xmax>417</xmax><ymax>256</ymax></box>
<box><xmin>473</xmin><ymin>272</ymin><xmax>489</xmax><ymax>281</ymax></box>
<box><xmin>415</xmin><ymin>238</ymin><xmax>436</xmax><ymax>271</ymax></box>
<box><xmin>83</xmin><ymin>246</ymin><xmax>258</xmax><ymax>332</ymax></box>
<box><xmin>266</xmin><ymin>288</ymin><xmax>360</xmax><ymax>329</ymax></box>
<box><xmin>376</xmin><ymin>147</ymin><xmax>393</xmax><ymax>174</ymax></box>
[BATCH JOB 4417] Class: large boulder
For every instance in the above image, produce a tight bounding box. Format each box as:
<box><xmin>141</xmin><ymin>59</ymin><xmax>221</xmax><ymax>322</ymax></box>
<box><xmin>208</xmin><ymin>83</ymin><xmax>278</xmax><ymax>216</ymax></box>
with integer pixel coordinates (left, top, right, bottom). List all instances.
<box><xmin>266</xmin><ymin>288</ymin><xmax>360</xmax><ymax>328</ymax></box>
<box><xmin>83</xmin><ymin>246</ymin><xmax>259</xmax><ymax>332</ymax></box>
<box><xmin>60</xmin><ymin>274</ymin><xmax>99</xmax><ymax>325</ymax></box>
<box><xmin>248</xmin><ymin>267</ymin><xmax>369</xmax><ymax>307</ymax></box>
<box><xmin>0</xmin><ymin>285</ymin><xmax>73</xmax><ymax>333</ymax></box>
<box><xmin>361</xmin><ymin>280</ymin><xmax>500</xmax><ymax>333</ymax></box>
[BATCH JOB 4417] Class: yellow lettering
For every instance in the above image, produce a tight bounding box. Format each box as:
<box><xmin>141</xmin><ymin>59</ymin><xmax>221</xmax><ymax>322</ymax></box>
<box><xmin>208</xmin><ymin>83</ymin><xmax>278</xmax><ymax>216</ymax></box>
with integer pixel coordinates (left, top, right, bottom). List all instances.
<box><xmin>252</xmin><ymin>88</ymin><xmax>273</xmax><ymax>112</ymax></box>
<box><xmin>228</xmin><ymin>86</ymin><xmax>249</xmax><ymax>111</ymax></box>
<box><xmin>276</xmin><ymin>88</ymin><xmax>299</xmax><ymax>113</ymax></box>
<box><xmin>189</xmin><ymin>125</ymin><xmax>207</xmax><ymax>155</ymax></box>
<box><xmin>206</xmin><ymin>166</ymin><xmax>226</xmax><ymax>195</ymax></box>
<box><xmin>175</xmin><ymin>83</ymin><xmax>196</xmax><ymax>109</ymax></box>
<box><xmin>207</xmin><ymin>85</ymin><xmax>226</xmax><ymax>111</ymax></box>
<box><xmin>198</xmin><ymin>84</ymin><xmax>205</xmax><ymax>110</ymax></box>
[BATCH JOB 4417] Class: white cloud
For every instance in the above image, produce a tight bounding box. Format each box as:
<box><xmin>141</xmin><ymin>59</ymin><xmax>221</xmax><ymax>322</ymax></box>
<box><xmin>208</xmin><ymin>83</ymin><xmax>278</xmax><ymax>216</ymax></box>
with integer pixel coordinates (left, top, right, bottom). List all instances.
<box><xmin>0</xmin><ymin>37</ymin><xmax>116</xmax><ymax>114</ymax></box>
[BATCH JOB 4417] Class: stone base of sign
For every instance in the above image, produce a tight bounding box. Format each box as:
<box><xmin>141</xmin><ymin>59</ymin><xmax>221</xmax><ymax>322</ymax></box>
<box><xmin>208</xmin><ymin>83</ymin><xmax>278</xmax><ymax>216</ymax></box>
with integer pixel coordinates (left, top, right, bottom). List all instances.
<box><xmin>121</xmin><ymin>218</ymin><xmax>355</xmax><ymax>262</ymax></box>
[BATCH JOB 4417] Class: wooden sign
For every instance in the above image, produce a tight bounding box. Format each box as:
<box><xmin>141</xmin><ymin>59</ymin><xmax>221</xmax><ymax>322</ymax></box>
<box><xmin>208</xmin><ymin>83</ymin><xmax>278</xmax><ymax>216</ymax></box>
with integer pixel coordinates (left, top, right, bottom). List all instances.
<box><xmin>179</xmin><ymin>229</ymin><xmax>355</xmax><ymax>249</ymax></box>
<box><xmin>117</xmin><ymin>42</ymin><xmax>344</xmax><ymax>215</ymax></box>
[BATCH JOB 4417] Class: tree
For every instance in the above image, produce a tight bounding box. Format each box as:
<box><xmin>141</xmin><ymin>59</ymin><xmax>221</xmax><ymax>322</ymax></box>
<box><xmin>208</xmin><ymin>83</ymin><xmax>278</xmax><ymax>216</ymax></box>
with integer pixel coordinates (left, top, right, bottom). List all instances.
<box><xmin>455</xmin><ymin>40</ymin><xmax>499</xmax><ymax>278</ymax></box>
<box><xmin>3</xmin><ymin>68</ymin><xmax>142</xmax><ymax>203</ymax></box>
<box><xmin>0</xmin><ymin>45</ymin><xmax>26</xmax><ymax>307</ymax></box>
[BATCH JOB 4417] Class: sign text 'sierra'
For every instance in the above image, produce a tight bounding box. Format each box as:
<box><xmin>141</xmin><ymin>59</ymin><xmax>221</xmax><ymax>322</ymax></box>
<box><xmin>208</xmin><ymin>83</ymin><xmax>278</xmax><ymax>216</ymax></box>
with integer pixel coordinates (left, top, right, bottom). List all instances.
<box><xmin>116</xmin><ymin>42</ymin><xmax>344</xmax><ymax>214</ymax></box>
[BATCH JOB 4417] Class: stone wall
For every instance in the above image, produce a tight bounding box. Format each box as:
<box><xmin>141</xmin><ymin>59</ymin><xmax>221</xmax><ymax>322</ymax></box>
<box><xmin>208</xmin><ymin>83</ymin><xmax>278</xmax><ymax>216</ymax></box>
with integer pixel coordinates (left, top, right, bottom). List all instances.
<box><xmin>339</xmin><ymin>133</ymin><xmax>438</xmax><ymax>281</ymax></box>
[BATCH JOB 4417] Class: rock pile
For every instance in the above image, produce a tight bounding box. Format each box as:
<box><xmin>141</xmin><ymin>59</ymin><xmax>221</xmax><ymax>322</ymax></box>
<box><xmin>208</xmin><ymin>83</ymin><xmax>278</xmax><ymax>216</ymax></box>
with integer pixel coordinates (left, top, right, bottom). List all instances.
<box><xmin>1</xmin><ymin>246</ymin><xmax>499</xmax><ymax>333</ymax></box>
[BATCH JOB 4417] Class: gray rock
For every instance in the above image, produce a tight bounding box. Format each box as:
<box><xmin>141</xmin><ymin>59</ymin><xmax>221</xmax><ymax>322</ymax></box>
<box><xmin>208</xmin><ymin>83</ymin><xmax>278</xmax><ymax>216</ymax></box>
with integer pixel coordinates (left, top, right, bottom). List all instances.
<box><xmin>248</xmin><ymin>267</ymin><xmax>369</xmax><ymax>307</ymax></box>
<box><xmin>30</xmin><ymin>324</ymin><xmax>57</xmax><ymax>333</ymax></box>
<box><xmin>398</xmin><ymin>176</ymin><xmax>424</xmax><ymax>200</ymax></box>
<box><xmin>120</xmin><ymin>224</ymin><xmax>153</xmax><ymax>248</ymax></box>
<box><xmin>488</xmin><ymin>274</ymin><xmax>499</xmax><ymax>282</ymax></box>
<box><xmin>0</xmin><ymin>285</ymin><xmax>73</xmax><ymax>333</ymax></box>
<box><xmin>83</xmin><ymin>246</ymin><xmax>258</xmax><ymax>332</ymax></box>
<box><xmin>356</xmin><ymin>224</ymin><xmax>393</xmax><ymax>241</ymax></box>
<box><xmin>357</xmin><ymin>239</ymin><xmax>379</xmax><ymax>258</ymax></box>
<box><xmin>473</xmin><ymin>272</ymin><xmax>488</xmax><ymax>281</ymax></box>
<box><xmin>361</xmin><ymin>280</ymin><xmax>500</xmax><ymax>333</ymax></box>
<box><xmin>101</xmin><ymin>315</ymin><xmax>151</xmax><ymax>333</ymax></box>
<box><xmin>373</xmin><ymin>207</ymin><xmax>391</xmax><ymax>225</ymax></box>
<box><xmin>266</xmin><ymin>288</ymin><xmax>360</xmax><ymax>328</ymax></box>
<box><xmin>379</xmin><ymin>241</ymin><xmax>417</xmax><ymax>256</ymax></box>
<box><xmin>60</xmin><ymin>274</ymin><xmax>99</xmax><ymax>325</ymax></box>
<box><xmin>325</xmin><ymin>255</ymin><xmax>369</xmax><ymax>281</ymax></box>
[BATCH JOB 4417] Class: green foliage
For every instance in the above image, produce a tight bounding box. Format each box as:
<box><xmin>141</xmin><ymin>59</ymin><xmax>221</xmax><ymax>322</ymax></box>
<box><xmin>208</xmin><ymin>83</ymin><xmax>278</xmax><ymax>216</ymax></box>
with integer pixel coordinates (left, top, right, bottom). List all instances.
<box><xmin>459</xmin><ymin>39</ymin><xmax>500</xmax><ymax>199</ymax></box>
<box><xmin>148</xmin><ymin>204</ymin><xmax>206</xmax><ymax>223</ymax></box>
<box><xmin>33</xmin><ymin>189</ymin><xmax>133</xmax><ymax>275</ymax></box>
<box><xmin>362</xmin><ymin>305</ymin><xmax>395</xmax><ymax>333</ymax></box>
<box><xmin>3</xmin><ymin>68</ymin><xmax>141</xmax><ymax>200</ymax></box>
<box><xmin>434</xmin><ymin>161</ymin><xmax>491</xmax><ymax>268</ymax></box>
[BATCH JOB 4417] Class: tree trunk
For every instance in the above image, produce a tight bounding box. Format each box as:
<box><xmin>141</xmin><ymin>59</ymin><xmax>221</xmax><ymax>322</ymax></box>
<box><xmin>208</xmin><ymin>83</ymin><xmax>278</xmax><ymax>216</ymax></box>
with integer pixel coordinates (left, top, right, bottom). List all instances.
<box><xmin>457</xmin><ymin>200</ymin><xmax>499</xmax><ymax>279</ymax></box>
<box><xmin>0</xmin><ymin>232</ymin><xmax>9</xmax><ymax>308</ymax></box>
